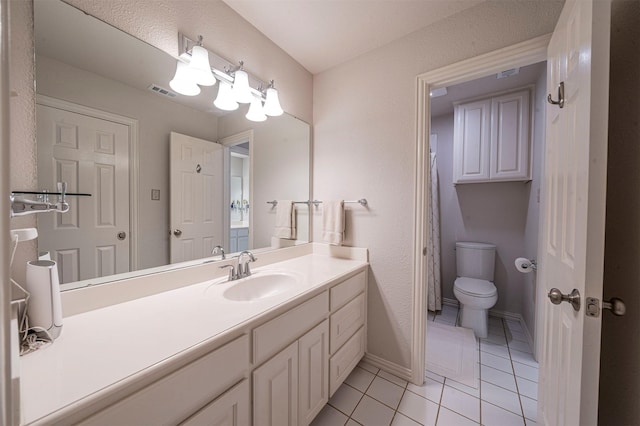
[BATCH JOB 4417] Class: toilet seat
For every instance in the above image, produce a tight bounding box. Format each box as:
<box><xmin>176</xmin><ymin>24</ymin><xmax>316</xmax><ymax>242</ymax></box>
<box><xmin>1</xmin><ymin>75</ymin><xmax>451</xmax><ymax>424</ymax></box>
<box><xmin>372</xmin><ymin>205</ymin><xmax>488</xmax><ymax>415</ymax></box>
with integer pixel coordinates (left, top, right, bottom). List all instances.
<box><xmin>454</xmin><ymin>277</ymin><xmax>497</xmax><ymax>298</ymax></box>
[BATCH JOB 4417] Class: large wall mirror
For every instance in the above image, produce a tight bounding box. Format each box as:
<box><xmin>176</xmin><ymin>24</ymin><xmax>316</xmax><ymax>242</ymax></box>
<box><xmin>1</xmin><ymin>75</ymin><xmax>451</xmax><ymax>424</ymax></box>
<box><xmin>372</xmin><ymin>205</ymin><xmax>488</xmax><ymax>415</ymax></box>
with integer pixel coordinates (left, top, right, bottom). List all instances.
<box><xmin>33</xmin><ymin>0</ymin><xmax>311</xmax><ymax>290</ymax></box>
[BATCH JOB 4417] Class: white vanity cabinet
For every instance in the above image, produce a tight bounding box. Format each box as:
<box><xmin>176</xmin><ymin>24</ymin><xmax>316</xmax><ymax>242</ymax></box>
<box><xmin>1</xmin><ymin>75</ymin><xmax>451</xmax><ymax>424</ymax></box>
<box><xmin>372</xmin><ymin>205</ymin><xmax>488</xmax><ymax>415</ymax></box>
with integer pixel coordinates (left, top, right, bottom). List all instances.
<box><xmin>77</xmin><ymin>335</ymin><xmax>250</xmax><ymax>426</ymax></box>
<box><xmin>251</xmin><ymin>270</ymin><xmax>367</xmax><ymax>425</ymax></box>
<box><xmin>252</xmin><ymin>292</ymin><xmax>329</xmax><ymax>426</ymax></box>
<box><xmin>328</xmin><ymin>272</ymin><xmax>367</xmax><ymax>395</ymax></box>
<box><xmin>453</xmin><ymin>89</ymin><xmax>531</xmax><ymax>184</ymax></box>
<box><xmin>180</xmin><ymin>380</ymin><xmax>250</xmax><ymax>426</ymax></box>
<box><xmin>23</xmin><ymin>255</ymin><xmax>369</xmax><ymax>426</ymax></box>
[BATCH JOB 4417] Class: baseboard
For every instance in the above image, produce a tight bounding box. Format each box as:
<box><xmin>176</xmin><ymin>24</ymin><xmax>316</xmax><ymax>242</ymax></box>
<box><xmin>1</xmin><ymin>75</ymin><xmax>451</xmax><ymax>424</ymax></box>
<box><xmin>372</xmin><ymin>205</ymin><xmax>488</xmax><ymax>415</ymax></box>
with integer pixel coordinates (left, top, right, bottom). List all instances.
<box><xmin>442</xmin><ymin>297</ymin><xmax>459</xmax><ymax>308</ymax></box>
<box><xmin>363</xmin><ymin>352</ymin><xmax>413</xmax><ymax>383</ymax></box>
<box><xmin>488</xmin><ymin>309</ymin><xmax>534</xmax><ymax>351</ymax></box>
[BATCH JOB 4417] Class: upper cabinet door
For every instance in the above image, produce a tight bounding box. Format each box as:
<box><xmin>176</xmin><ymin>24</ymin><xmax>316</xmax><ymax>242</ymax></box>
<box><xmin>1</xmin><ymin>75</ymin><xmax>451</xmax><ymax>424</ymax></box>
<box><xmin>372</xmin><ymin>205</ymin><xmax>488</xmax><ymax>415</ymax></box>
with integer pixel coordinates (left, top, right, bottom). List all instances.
<box><xmin>453</xmin><ymin>99</ymin><xmax>492</xmax><ymax>183</ymax></box>
<box><xmin>490</xmin><ymin>90</ymin><xmax>531</xmax><ymax>181</ymax></box>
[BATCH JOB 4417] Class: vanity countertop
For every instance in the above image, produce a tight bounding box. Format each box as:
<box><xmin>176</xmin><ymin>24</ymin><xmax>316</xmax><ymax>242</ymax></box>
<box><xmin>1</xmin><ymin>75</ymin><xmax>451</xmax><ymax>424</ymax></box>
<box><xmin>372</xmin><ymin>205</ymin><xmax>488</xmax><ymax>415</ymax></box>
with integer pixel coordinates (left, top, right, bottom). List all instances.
<box><xmin>19</xmin><ymin>246</ymin><xmax>368</xmax><ymax>424</ymax></box>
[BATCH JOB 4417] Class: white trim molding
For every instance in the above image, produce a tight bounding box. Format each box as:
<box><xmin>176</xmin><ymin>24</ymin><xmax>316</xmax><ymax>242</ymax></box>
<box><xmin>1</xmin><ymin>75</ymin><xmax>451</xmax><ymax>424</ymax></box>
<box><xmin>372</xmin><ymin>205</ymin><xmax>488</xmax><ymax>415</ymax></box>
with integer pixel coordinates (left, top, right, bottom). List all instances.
<box><xmin>363</xmin><ymin>352</ymin><xmax>413</xmax><ymax>382</ymax></box>
<box><xmin>35</xmin><ymin>95</ymin><xmax>140</xmax><ymax>271</ymax></box>
<box><xmin>411</xmin><ymin>34</ymin><xmax>551</xmax><ymax>385</ymax></box>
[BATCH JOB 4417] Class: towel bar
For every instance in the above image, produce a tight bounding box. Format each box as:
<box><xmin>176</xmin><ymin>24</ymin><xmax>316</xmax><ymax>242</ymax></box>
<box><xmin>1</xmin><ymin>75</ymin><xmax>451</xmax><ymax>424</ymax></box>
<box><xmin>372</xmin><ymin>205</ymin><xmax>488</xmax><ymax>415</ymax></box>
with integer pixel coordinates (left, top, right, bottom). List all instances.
<box><xmin>266</xmin><ymin>199</ymin><xmax>368</xmax><ymax>207</ymax></box>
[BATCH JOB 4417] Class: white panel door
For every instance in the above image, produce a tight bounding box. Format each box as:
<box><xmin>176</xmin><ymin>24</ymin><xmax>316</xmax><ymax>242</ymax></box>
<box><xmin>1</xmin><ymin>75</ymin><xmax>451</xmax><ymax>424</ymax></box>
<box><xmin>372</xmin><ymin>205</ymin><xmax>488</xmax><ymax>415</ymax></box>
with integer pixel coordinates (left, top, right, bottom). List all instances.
<box><xmin>169</xmin><ymin>132</ymin><xmax>224</xmax><ymax>263</ymax></box>
<box><xmin>490</xmin><ymin>89</ymin><xmax>530</xmax><ymax>181</ymax></box>
<box><xmin>36</xmin><ymin>104</ymin><xmax>130</xmax><ymax>284</ymax></box>
<box><xmin>253</xmin><ymin>341</ymin><xmax>299</xmax><ymax>426</ymax></box>
<box><xmin>538</xmin><ymin>0</ymin><xmax>610</xmax><ymax>424</ymax></box>
<box><xmin>298</xmin><ymin>321</ymin><xmax>329</xmax><ymax>426</ymax></box>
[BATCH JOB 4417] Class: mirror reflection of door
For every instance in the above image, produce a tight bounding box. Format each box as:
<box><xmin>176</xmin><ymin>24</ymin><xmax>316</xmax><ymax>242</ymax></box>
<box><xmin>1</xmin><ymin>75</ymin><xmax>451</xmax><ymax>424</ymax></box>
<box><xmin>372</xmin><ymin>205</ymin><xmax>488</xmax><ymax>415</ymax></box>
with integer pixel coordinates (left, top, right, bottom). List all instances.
<box><xmin>169</xmin><ymin>131</ymin><xmax>225</xmax><ymax>263</ymax></box>
<box><xmin>220</xmin><ymin>131</ymin><xmax>253</xmax><ymax>254</ymax></box>
<box><xmin>36</xmin><ymin>97</ymin><xmax>134</xmax><ymax>284</ymax></box>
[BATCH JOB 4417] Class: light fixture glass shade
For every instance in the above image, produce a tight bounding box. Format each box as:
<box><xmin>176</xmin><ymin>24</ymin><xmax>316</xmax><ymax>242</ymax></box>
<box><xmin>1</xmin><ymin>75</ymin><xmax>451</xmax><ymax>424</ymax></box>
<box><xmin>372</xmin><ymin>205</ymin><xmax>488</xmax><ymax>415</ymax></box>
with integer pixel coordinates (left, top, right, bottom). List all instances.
<box><xmin>232</xmin><ymin>69</ymin><xmax>254</xmax><ymax>103</ymax></box>
<box><xmin>188</xmin><ymin>45</ymin><xmax>216</xmax><ymax>86</ymax></box>
<box><xmin>170</xmin><ymin>61</ymin><xmax>201</xmax><ymax>96</ymax></box>
<box><xmin>263</xmin><ymin>87</ymin><xmax>284</xmax><ymax>116</ymax></box>
<box><xmin>246</xmin><ymin>96</ymin><xmax>267</xmax><ymax>122</ymax></box>
<box><xmin>214</xmin><ymin>80</ymin><xmax>239</xmax><ymax>111</ymax></box>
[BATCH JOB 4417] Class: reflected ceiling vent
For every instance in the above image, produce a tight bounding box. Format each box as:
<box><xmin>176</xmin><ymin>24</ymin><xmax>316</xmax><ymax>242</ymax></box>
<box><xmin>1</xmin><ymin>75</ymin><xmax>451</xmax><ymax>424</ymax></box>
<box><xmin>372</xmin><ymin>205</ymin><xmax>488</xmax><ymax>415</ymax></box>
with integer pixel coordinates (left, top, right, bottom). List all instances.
<box><xmin>430</xmin><ymin>87</ymin><xmax>448</xmax><ymax>98</ymax></box>
<box><xmin>497</xmin><ymin>68</ymin><xmax>520</xmax><ymax>79</ymax></box>
<box><xmin>148</xmin><ymin>84</ymin><xmax>178</xmax><ymax>98</ymax></box>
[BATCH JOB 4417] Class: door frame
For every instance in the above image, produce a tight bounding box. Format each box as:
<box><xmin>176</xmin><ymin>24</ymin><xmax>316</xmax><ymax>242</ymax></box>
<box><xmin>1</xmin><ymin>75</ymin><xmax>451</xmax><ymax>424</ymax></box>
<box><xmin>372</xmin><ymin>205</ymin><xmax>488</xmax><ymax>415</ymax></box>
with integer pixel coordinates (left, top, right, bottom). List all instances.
<box><xmin>219</xmin><ymin>130</ymin><xmax>254</xmax><ymax>251</ymax></box>
<box><xmin>411</xmin><ymin>34</ymin><xmax>551</xmax><ymax>385</ymax></box>
<box><xmin>35</xmin><ymin>95</ymin><xmax>140</xmax><ymax>271</ymax></box>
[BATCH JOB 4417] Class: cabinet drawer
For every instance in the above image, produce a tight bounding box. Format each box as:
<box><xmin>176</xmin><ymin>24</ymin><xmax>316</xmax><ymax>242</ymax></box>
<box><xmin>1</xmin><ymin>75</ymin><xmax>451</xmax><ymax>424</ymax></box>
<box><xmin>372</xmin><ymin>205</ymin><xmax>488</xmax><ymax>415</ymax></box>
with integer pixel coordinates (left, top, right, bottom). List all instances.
<box><xmin>79</xmin><ymin>335</ymin><xmax>249</xmax><ymax>426</ymax></box>
<box><xmin>329</xmin><ymin>326</ymin><xmax>365</xmax><ymax>396</ymax></box>
<box><xmin>253</xmin><ymin>292</ymin><xmax>328</xmax><ymax>365</ymax></box>
<box><xmin>330</xmin><ymin>293</ymin><xmax>365</xmax><ymax>354</ymax></box>
<box><xmin>330</xmin><ymin>271</ymin><xmax>365</xmax><ymax>311</ymax></box>
<box><xmin>180</xmin><ymin>379</ymin><xmax>249</xmax><ymax>426</ymax></box>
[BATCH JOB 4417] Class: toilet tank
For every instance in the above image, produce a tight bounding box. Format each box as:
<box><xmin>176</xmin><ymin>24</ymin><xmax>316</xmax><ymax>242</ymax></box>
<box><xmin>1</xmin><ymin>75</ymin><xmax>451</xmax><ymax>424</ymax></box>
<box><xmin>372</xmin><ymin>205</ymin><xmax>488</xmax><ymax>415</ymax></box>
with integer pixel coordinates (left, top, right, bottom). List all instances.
<box><xmin>456</xmin><ymin>242</ymin><xmax>496</xmax><ymax>281</ymax></box>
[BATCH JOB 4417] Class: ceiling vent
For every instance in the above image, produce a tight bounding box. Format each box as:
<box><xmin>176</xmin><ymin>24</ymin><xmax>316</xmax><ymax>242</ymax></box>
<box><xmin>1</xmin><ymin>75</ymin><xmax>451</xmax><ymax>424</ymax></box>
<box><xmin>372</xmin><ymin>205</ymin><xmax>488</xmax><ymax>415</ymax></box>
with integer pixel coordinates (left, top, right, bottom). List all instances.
<box><xmin>497</xmin><ymin>68</ymin><xmax>520</xmax><ymax>79</ymax></box>
<box><xmin>148</xmin><ymin>84</ymin><xmax>177</xmax><ymax>98</ymax></box>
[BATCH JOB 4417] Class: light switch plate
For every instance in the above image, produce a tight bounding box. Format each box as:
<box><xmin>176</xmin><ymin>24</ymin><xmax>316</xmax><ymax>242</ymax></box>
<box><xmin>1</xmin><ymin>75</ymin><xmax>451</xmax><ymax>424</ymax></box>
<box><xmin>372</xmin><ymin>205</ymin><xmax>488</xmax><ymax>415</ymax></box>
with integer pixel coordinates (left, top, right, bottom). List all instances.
<box><xmin>151</xmin><ymin>189</ymin><xmax>160</xmax><ymax>200</ymax></box>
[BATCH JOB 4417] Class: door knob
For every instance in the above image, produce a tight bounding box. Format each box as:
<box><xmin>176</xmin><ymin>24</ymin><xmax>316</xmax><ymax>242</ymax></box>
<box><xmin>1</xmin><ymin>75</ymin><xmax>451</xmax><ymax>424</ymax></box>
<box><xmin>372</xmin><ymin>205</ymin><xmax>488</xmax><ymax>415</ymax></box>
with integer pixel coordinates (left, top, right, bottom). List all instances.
<box><xmin>173</xmin><ymin>229</ymin><xmax>182</xmax><ymax>237</ymax></box>
<box><xmin>117</xmin><ymin>231</ymin><xmax>126</xmax><ymax>240</ymax></box>
<box><xmin>548</xmin><ymin>288</ymin><xmax>580</xmax><ymax>312</ymax></box>
<box><xmin>603</xmin><ymin>297</ymin><xmax>626</xmax><ymax>316</ymax></box>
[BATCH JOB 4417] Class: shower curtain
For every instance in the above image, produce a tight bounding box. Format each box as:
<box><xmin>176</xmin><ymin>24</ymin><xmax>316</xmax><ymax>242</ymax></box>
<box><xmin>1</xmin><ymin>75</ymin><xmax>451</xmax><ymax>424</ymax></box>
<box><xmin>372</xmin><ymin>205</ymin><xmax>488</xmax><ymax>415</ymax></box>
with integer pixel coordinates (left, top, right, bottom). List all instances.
<box><xmin>427</xmin><ymin>152</ymin><xmax>442</xmax><ymax>311</ymax></box>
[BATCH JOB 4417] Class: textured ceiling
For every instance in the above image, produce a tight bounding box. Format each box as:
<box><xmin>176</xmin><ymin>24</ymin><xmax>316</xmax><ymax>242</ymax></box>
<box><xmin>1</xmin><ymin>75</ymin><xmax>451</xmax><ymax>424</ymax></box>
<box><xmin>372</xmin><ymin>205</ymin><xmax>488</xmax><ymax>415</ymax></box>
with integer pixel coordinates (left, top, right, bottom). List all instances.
<box><xmin>222</xmin><ymin>0</ymin><xmax>486</xmax><ymax>74</ymax></box>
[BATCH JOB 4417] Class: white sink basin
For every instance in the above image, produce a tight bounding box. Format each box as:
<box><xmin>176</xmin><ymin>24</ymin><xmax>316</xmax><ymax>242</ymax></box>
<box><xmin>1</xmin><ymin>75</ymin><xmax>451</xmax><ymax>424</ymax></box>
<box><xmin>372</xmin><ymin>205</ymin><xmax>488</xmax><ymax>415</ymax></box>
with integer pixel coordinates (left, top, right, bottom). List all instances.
<box><xmin>223</xmin><ymin>272</ymin><xmax>299</xmax><ymax>301</ymax></box>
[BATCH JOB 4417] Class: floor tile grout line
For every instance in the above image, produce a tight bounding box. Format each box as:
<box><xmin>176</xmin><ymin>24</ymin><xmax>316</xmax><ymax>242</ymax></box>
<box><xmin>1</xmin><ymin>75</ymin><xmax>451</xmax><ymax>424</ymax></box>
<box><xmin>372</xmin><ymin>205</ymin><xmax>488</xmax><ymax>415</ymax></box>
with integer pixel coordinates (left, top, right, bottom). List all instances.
<box><xmin>502</xmin><ymin>318</ymin><xmax>528</xmax><ymax>423</ymax></box>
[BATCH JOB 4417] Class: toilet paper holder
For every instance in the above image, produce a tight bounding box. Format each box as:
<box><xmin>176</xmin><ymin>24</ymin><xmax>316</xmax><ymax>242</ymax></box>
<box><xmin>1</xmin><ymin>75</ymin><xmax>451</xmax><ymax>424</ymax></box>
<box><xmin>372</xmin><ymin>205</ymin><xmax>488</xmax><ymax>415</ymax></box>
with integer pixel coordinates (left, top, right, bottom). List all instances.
<box><xmin>515</xmin><ymin>257</ymin><xmax>537</xmax><ymax>273</ymax></box>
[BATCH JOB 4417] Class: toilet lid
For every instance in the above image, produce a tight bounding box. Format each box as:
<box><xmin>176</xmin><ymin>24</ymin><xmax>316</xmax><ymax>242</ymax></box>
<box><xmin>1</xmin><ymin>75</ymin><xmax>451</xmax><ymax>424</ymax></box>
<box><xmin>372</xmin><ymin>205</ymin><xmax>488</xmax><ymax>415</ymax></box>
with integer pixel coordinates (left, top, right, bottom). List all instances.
<box><xmin>454</xmin><ymin>277</ymin><xmax>497</xmax><ymax>297</ymax></box>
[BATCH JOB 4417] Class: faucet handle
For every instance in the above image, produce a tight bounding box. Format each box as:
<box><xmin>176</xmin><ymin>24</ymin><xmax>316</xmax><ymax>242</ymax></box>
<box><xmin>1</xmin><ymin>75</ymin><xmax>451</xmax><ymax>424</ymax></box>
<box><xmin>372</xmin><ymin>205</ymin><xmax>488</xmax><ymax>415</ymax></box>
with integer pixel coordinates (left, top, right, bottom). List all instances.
<box><xmin>219</xmin><ymin>264</ymin><xmax>236</xmax><ymax>281</ymax></box>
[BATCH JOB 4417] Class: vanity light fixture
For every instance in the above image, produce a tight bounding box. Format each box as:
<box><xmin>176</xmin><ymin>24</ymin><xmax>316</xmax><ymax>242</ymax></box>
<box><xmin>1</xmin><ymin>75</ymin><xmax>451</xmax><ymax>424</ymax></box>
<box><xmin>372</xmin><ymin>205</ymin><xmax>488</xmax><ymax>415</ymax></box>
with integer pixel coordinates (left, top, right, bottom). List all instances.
<box><xmin>262</xmin><ymin>80</ymin><xmax>284</xmax><ymax>117</ymax></box>
<box><xmin>214</xmin><ymin>79</ymin><xmax>239</xmax><ymax>111</ymax></box>
<box><xmin>246</xmin><ymin>95</ymin><xmax>267</xmax><ymax>122</ymax></box>
<box><xmin>169</xmin><ymin>61</ymin><xmax>201</xmax><ymax>96</ymax></box>
<box><xmin>187</xmin><ymin>37</ymin><xmax>216</xmax><ymax>86</ymax></box>
<box><xmin>231</xmin><ymin>63</ymin><xmax>254</xmax><ymax>104</ymax></box>
<box><xmin>175</xmin><ymin>33</ymin><xmax>284</xmax><ymax>120</ymax></box>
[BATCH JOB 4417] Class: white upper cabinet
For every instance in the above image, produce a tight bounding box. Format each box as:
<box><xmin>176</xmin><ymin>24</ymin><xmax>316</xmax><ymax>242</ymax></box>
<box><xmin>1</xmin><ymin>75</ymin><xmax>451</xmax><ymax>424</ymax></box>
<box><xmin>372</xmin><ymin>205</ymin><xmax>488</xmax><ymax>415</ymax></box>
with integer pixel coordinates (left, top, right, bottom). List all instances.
<box><xmin>453</xmin><ymin>89</ymin><xmax>531</xmax><ymax>184</ymax></box>
<box><xmin>453</xmin><ymin>98</ymin><xmax>492</xmax><ymax>183</ymax></box>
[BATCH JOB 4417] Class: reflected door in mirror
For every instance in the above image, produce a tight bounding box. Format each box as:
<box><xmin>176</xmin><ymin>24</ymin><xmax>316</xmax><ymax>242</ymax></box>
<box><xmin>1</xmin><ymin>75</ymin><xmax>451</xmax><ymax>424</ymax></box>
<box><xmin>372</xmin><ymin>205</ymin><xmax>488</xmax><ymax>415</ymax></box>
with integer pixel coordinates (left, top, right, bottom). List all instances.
<box><xmin>169</xmin><ymin>132</ymin><xmax>225</xmax><ymax>263</ymax></box>
<box><xmin>36</xmin><ymin>103</ymin><xmax>131</xmax><ymax>283</ymax></box>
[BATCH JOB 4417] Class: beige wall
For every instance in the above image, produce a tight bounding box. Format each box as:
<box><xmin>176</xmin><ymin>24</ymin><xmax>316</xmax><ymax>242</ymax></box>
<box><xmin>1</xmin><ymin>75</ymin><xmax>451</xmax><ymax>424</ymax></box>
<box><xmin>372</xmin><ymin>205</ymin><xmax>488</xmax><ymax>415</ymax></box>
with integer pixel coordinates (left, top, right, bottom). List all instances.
<box><xmin>598</xmin><ymin>0</ymin><xmax>640</xmax><ymax>423</ymax></box>
<box><xmin>313</xmin><ymin>1</ymin><xmax>563</xmax><ymax>368</ymax></box>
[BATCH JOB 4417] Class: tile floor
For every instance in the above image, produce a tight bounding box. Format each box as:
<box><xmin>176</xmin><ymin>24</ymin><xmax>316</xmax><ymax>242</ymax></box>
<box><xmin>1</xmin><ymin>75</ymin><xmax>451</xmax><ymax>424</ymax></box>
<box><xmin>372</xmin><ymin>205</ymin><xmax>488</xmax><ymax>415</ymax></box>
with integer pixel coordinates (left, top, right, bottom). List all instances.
<box><xmin>311</xmin><ymin>305</ymin><xmax>539</xmax><ymax>426</ymax></box>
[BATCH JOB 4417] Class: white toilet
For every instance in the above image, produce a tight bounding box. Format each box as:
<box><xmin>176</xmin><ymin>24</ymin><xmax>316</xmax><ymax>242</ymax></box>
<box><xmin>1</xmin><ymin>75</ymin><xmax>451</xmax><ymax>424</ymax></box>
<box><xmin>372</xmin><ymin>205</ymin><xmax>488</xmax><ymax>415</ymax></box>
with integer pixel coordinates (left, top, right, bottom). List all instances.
<box><xmin>453</xmin><ymin>241</ymin><xmax>498</xmax><ymax>338</ymax></box>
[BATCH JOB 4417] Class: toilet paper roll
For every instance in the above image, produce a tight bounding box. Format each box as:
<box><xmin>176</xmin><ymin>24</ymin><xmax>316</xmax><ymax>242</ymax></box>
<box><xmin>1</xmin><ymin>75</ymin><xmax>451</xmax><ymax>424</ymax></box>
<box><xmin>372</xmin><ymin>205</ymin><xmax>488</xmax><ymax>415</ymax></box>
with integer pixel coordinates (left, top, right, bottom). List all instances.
<box><xmin>515</xmin><ymin>257</ymin><xmax>534</xmax><ymax>273</ymax></box>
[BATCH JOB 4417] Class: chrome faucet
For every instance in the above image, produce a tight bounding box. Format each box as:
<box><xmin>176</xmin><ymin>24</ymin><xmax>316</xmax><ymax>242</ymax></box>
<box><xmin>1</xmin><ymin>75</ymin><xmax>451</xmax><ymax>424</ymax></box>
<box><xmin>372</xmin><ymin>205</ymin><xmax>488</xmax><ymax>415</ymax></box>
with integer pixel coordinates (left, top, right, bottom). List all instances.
<box><xmin>219</xmin><ymin>264</ymin><xmax>237</xmax><ymax>281</ymax></box>
<box><xmin>211</xmin><ymin>245</ymin><xmax>225</xmax><ymax>260</ymax></box>
<box><xmin>237</xmin><ymin>250</ymin><xmax>257</xmax><ymax>278</ymax></box>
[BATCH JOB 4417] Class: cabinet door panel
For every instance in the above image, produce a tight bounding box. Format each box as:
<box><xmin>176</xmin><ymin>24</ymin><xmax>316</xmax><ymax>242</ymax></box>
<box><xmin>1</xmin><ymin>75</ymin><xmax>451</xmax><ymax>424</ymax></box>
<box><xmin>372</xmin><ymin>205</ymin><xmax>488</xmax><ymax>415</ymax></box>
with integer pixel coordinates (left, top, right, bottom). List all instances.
<box><xmin>490</xmin><ymin>90</ymin><xmax>530</xmax><ymax>180</ymax></box>
<box><xmin>329</xmin><ymin>326</ymin><xmax>365</xmax><ymax>396</ymax></box>
<box><xmin>453</xmin><ymin>99</ymin><xmax>492</xmax><ymax>183</ymax></box>
<box><xmin>180</xmin><ymin>380</ymin><xmax>250</xmax><ymax>426</ymax></box>
<box><xmin>299</xmin><ymin>321</ymin><xmax>329</xmax><ymax>426</ymax></box>
<box><xmin>253</xmin><ymin>341</ymin><xmax>299</xmax><ymax>426</ymax></box>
